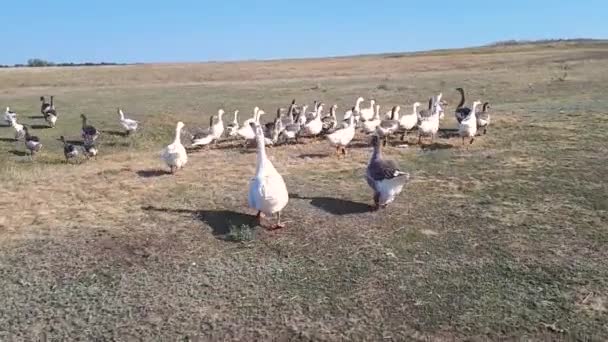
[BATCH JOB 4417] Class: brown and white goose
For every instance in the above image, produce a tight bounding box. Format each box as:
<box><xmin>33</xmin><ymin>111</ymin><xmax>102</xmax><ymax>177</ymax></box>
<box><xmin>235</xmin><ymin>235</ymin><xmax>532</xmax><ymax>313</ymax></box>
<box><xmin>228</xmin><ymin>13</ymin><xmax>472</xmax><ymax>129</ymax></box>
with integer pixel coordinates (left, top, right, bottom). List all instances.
<box><xmin>61</xmin><ymin>135</ymin><xmax>79</xmax><ymax>162</ymax></box>
<box><xmin>81</xmin><ymin>114</ymin><xmax>99</xmax><ymax>142</ymax></box>
<box><xmin>23</xmin><ymin>126</ymin><xmax>42</xmax><ymax>157</ymax></box>
<box><xmin>477</xmin><ymin>102</ymin><xmax>491</xmax><ymax>135</ymax></box>
<box><xmin>375</xmin><ymin>106</ymin><xmax>400</xmax><ymax>146</ymax></box>
<box><xmin>366</xmin><ymin>135</ymin><xmax>410</xmax><ymax>210</ymax></box>
<box><xmin>43</xmin><ymin>96</ymin><xmax>58</xmax><ymax>127</ymax></box>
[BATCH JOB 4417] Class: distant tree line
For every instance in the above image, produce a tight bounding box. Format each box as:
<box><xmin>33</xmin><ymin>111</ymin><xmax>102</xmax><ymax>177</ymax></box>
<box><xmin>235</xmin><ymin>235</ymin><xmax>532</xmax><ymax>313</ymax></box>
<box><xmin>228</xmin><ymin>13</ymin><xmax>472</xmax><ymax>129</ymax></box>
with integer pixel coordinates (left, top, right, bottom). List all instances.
<box><xmin>0</xmin><ymin>58</ymin><xmax>128</xmax><ymax>68</ymax></box>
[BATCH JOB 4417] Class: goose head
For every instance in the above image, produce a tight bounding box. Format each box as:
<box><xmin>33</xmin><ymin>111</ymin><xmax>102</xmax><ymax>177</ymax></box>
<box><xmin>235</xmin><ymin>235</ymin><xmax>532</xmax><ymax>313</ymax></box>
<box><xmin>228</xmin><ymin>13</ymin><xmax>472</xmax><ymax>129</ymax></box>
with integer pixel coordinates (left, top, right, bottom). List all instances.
<box><xmin>40</xmin><ymin>96</ymin><xmax>45</xmax><ymax>102</ymax></box>
<box><xmin>60</xmin><ymin>135</ymin><xmax>66</xmax><ymax>143</ymax></box>
<box><xmin>217</xmin><ymin>109</ymin><xmax>225</xmax><ymax>120</ymax></box>
<box><xmin>369</xmin><ymin>99</ymin><xmax>376</xmax><ymax>107</ymax></box>
<box><xmin>391</xmin><ymin>106</ymin><xmax>401</xmax><ymax>120</ymax></box>
<box><xmin>117</xmin><ymin>108</ymin><xmax>125</xmax><ymax>118</ymax></box>
<box><xmin>482</xmin><ymin>102</ymin><xmax>491</xmax><ymax>111</ymax></box>
<box><xmin>413</xmin><ymin>102</ymin><xmax>421</xmax><ymax>112</ymax></box>
<box><xmin>356</xmin><ymin>97</ymin><xmax>364</xmax><ymax>104</ymax></box>
<box><xmin>472</xmin><ymin>101</ymin><xmax>482</xmax><ymax>112</ymax></box>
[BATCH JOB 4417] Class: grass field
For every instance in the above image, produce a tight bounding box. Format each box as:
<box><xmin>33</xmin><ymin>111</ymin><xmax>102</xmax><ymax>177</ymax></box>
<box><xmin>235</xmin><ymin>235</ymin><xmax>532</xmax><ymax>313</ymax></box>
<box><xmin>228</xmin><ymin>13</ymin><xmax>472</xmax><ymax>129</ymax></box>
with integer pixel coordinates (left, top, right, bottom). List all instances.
<box><xmin>0</xmin><ymin>41</ymin><xmax>607</xmax><ymax>340</ymax></box>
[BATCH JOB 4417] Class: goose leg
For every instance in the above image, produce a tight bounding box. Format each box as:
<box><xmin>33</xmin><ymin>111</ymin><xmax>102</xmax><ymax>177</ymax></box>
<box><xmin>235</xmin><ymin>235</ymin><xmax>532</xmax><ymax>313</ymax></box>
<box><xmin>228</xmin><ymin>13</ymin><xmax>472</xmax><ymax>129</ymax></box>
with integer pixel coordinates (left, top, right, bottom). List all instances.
<box><xmin>170</xmin><ymin>165</ymin><xmax>177</xmax><ymax>174</ymax></box>
<box><xmin>341</xmin><ymin>147</ymin><xmax>347</xmax><ymax>157</ymax></box>
<box><xmin>335</xmin><ymin>145</ymin><xmax>340</xmax><ymax>157</ymax></box>
<box><xmin>271</xmin><ymin>212</ymin><xmax>285</xmax><ymax>230</ymax></box>
<box><xmin>483</xmin><ymin>127</ymin><xmax>487</xmax><ymax>135</ymax></box>
<box><xmin>470</xmin><ymin>137</ymin><xmax>475</xmax><ymax>145</ymax></box>
<box><xmin>255</xmin><ymin>211</ymin><xmax>262</xmax><ymax>226</ymax></box>
<box><xmin>462</xmin><ymin>137</ymin><xmax>465</xmax><ymax>146</ymax></box>
<box><xmin>373</xmin><ymin>192</ymin><xmax>380</xmax><ymax>210</ymax></box>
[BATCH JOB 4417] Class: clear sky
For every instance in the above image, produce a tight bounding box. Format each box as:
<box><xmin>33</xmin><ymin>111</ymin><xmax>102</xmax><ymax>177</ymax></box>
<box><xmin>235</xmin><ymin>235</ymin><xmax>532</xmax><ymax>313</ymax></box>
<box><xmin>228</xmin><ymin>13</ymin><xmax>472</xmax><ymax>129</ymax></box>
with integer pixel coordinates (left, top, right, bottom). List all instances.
<box><xmin>3</xmin><ymin>0</ymin><xmax>606</xmax><ymax>65</ymax></box>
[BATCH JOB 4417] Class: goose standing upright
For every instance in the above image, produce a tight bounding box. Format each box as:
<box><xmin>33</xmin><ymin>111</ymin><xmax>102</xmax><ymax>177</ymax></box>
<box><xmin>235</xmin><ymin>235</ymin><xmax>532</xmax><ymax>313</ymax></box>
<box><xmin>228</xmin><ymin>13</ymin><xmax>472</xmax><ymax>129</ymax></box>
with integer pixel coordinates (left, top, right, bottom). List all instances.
<box><xmin>237</xmin><ymin>107</ymin><xmax>265</xmax><ymax>147</ymax></box>
<box><xmin>399</xmin><ymin>102</ymin><xmax>420</xmax><ymax>141</ymax></box>
<box><xmin>118</xmin><ymin>108</ymin><xmax>139</xmax><ymax>135</ymax></box>
<box><xmin>40</xmin><ymin>96</ymin><xmax>52</xmax><ymax>115</ymax></box>
<box><xmin>4</xmin><ymin>107</ymin><xmax>17</xmax><ymax>125</ymax></box>
<box><xmin>477</xmin><ymin>102</ymin><xmax>491</xmax><ymax>135</ymax></box>
<box><xmin>161</xmin><ymin>121</ymin><xmax>188</xmax><ymax>174</ymax></box>
<box><xmin>362</xmin><ymin>104</ymin><xmax>382</xmax><ymax>134</ymax></box>
<box><xmin>60</xmin><ymin>135</ymin><xmax>79</xmax><ymax>162</ymax></box>
<box><xmin>459</xmin><ymin>101</ymin><xmax>481</xmax><ymax>145</ymax></box>
<box><xmin>326</xmin><ymin>115</ymin><xmax>356</xmax><ymax>157</ymax></box>
<box><xmin>343</xmin><ymin>97</ymin><xmax>364</xmax><ymax>122</ymax></box>
<box><xmin>248</xmin><ymin>122</ymin><xmax>289</xmax><ymax>230</ymax></box>
<box><xmin>303</xmin><ymin>103</ymin><xmax>324</xmax><ymax>138</ymax></box>
<box><xmin>81</xmin><ymin>114</ymin><xmax>99</xmax><ymax>143</ymax></box>
<box><xmin>359</xmin><ymin>99</ymin><xmax>376</xmax><ymax>121</ymax></box>
<box><xmin>321</xmin><ymin>104</ymin><xmax>338</xmax><ymax>134</ymax></box>
<box><xmin>44</xmin><ymin>96</ymin><xmax>58</xmax><ymax>127</ymax></box>
<box><xmin>454</xmin><ymin>88</ymin><xmax>473</xmax><ymax>123</ymax></box>
<box><xmin>366</xmin><ymin>135</ymin><xmax>410</xmax><ymax>210</ymax></box>
<box><xmin>10</xmin><ymin>117</ymin><xmax>25</xmax><ymax>141</ymax></box>
<box><xmin>23</xmin><ymin>126</ymin><xmax>42</xmax><ymax>157</ymax></box>
<box><xmin>376</xmin><ymin>106</ymin><xmax>400</xmax><ymax>146</ymax></box>
<box><xmin>417</xmin><ymin>98</ymin><xmax>440</xmax><ymax>144</ymax></box>
<box><xmin>226</xmin><ymin>110</ymin><xmax>240</xmax><ymax>137</ymax></box>
<box><xmin>211</xmin><ymin>109</ymin><xmax>225</xmax><ymax>143</ymax></box>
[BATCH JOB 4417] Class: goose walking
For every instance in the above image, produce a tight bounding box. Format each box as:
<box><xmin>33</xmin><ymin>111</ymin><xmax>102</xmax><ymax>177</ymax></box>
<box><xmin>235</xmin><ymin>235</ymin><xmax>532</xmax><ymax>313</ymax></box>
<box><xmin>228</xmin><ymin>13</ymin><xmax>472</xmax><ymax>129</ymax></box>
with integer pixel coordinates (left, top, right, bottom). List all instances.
<box><xmin>83</xmin><ymin>141</ymin><xmax>98</xmax><ymax>159</ymax></box>
<box><xmin>10</xmin><ymin>117</ymin><xmax>25</xmax><ymax>141</ymax></box>
<box><xmin>191</xmin><ymin>116</ymin><xmax>215</xmax><ymax>147</ymax></box>
<box><xmin>366</xmin><ymin>135</ymin><xmax>410</xmax><ymax>210</ymax></box>
<box><xmin>343</xmin><ymin>97</ymin><xmax>365</xmax><ymax>122</ymax></box>
<box><xmin>40</xmin><ymin>96</ymin><xmax>52</xmax><ymax>115</ymax></box>
<box><xmin>477</xmin><ymin>102</ymin><xmax>491</xmax><ymax>135</ymax></box>
<box><xmin>81</xmin><ymin>114</ymin><xmax>99</xmax><ymax>143</ymax></box>
<box><xmin>326</xmin><ymin>115</ymin><xmax>356</xmax><ymax>157</ymax></box>
<box><xmin>118</xmin><ymin>108</ymin><xmax>139</xmax><ymax>135</ymax></box>
<box><xmin>4</xmin><ymin>107</ymin><xmax>17</xmax><ymax>125</ymax></box>
<box><xmin>23</xmin><ymin>127</ymin><xmax>42</xmax><ymax>157</ymax></box>
<box><xmin>248</xmin><ymin>122</ymin><xmax>289</xmax><ymax>230</ymax></box>
<box><xmin>161</xmin><ymin>121</ymin><xmax>188</xmax><ymax>174</ymax></box>
<box><xmin>60</xmin><ymin>136</ymin><xmax>79</xmax><ymax>163</ymax></box>
<box><xmin>459</xmin><ymin>101</ymin><xmax>481</xmax><ymax>145</ymax></box>
<box><xmin>43</xmin><ymin>96</ymin><xmax>57</xmax><ymax>127</ymax></box>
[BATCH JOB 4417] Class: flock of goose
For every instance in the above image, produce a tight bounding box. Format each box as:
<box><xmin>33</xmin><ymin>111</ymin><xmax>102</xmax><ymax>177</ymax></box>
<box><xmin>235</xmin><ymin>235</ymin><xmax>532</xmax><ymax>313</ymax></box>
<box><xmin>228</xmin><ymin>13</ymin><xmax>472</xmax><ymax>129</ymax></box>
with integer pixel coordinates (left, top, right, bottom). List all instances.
<box><xmin>3</xmin><ymin>88</ymin><xmax>491</xmax><ymax>229</ymax></box>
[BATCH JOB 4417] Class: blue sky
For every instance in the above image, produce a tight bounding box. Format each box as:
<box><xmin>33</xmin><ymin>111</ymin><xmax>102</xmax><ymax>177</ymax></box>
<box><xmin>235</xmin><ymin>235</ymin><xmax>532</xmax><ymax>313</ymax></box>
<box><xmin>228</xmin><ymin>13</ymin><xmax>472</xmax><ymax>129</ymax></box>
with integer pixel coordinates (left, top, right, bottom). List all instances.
<box><xmin>2</xmin><ymin>0</ymin><xmax>606</xmax><ymax>65</ymax></box>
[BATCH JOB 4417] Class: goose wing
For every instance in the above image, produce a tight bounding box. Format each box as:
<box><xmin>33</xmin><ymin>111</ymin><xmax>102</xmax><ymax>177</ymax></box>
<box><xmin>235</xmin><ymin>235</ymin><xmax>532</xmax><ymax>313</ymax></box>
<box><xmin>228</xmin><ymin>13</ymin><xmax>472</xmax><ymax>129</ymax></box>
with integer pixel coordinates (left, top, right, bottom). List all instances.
<box><xmin>367</xmin><ymin>158</ymin><xmax>406</xmax><ymax>182</ymax></box>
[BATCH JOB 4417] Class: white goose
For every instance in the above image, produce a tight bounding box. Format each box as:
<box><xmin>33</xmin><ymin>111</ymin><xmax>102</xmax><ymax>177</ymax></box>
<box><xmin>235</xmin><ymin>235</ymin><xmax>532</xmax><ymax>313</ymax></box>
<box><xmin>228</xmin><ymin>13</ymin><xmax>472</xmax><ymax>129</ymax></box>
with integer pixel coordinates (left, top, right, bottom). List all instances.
<box><xmin>210</xmin><ymin>109</ymin><xmax>225</xmax><ymax>144</ymax></box>
<box><xmin>191</xmin><ymin>116</ymin><xmax>215</xmax><ymax>147</ymax></box>
<box><xmin>362</xmin><ymin>104</ymin><xmax>382</xmax><ymax>134</ymax></box>
<box><xmin>303</xmin><ymin>103</ymin><xmax>323</xmax><ymax>137</ymax></box>
<box><xmin>459</xmin><ymin>100</ymin><xmax>481</xmax><ymax>145</ymax></box>
<box><xmin>343</xmin><ymin>97</ymin><xmax>365</xmax><ymax>121</ymax></box>
<box><xmin>118</xmin><ymin>108</ymin><xmax>139</xmax><ymax>135</ymax></box>
<box><xmin>359</xmin><ymin>99</ymin><xmax>376</xmax><ymax>121</ymax></box>
<box><xmin>226</xmin><ymin>110</ymin><xmax>240</xmax><ymax>137</ymax></box>
<box><xmin>10</xmin><ymin>117</ymin><xmax>25</xmax><ymax>141</ymax></box>
<box><xmin>4</xmin><ymin>107</ymin><xmax>16</xmax><ymax>125</ymax></box>
<box><xmin>399</xmin><ymin>102</ymin><xmax>420</xmax><ymax>141</ymax></box>
<box><xmin>417</xmin><ymin>98</ymin><xmax>440</xmax><ymax>144</ymax></box>
<box><xmin>248</xmin><ymin>121</ymin><xmax>289</xmax><ymax>230</ymax></box>
<box><xmin>327</xmin><ymin>115</ymin><xmax>356</xmax><ymax>157</ymax></box>
<box><xmin>161</xmin><ymin>121</ymin><xmax>188</xmax><ymax>174</ymax></box>
<box><xmin>237</xmin><ymin>107</ymin><xmax>265</xmax><ymax>147</ymax></box>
